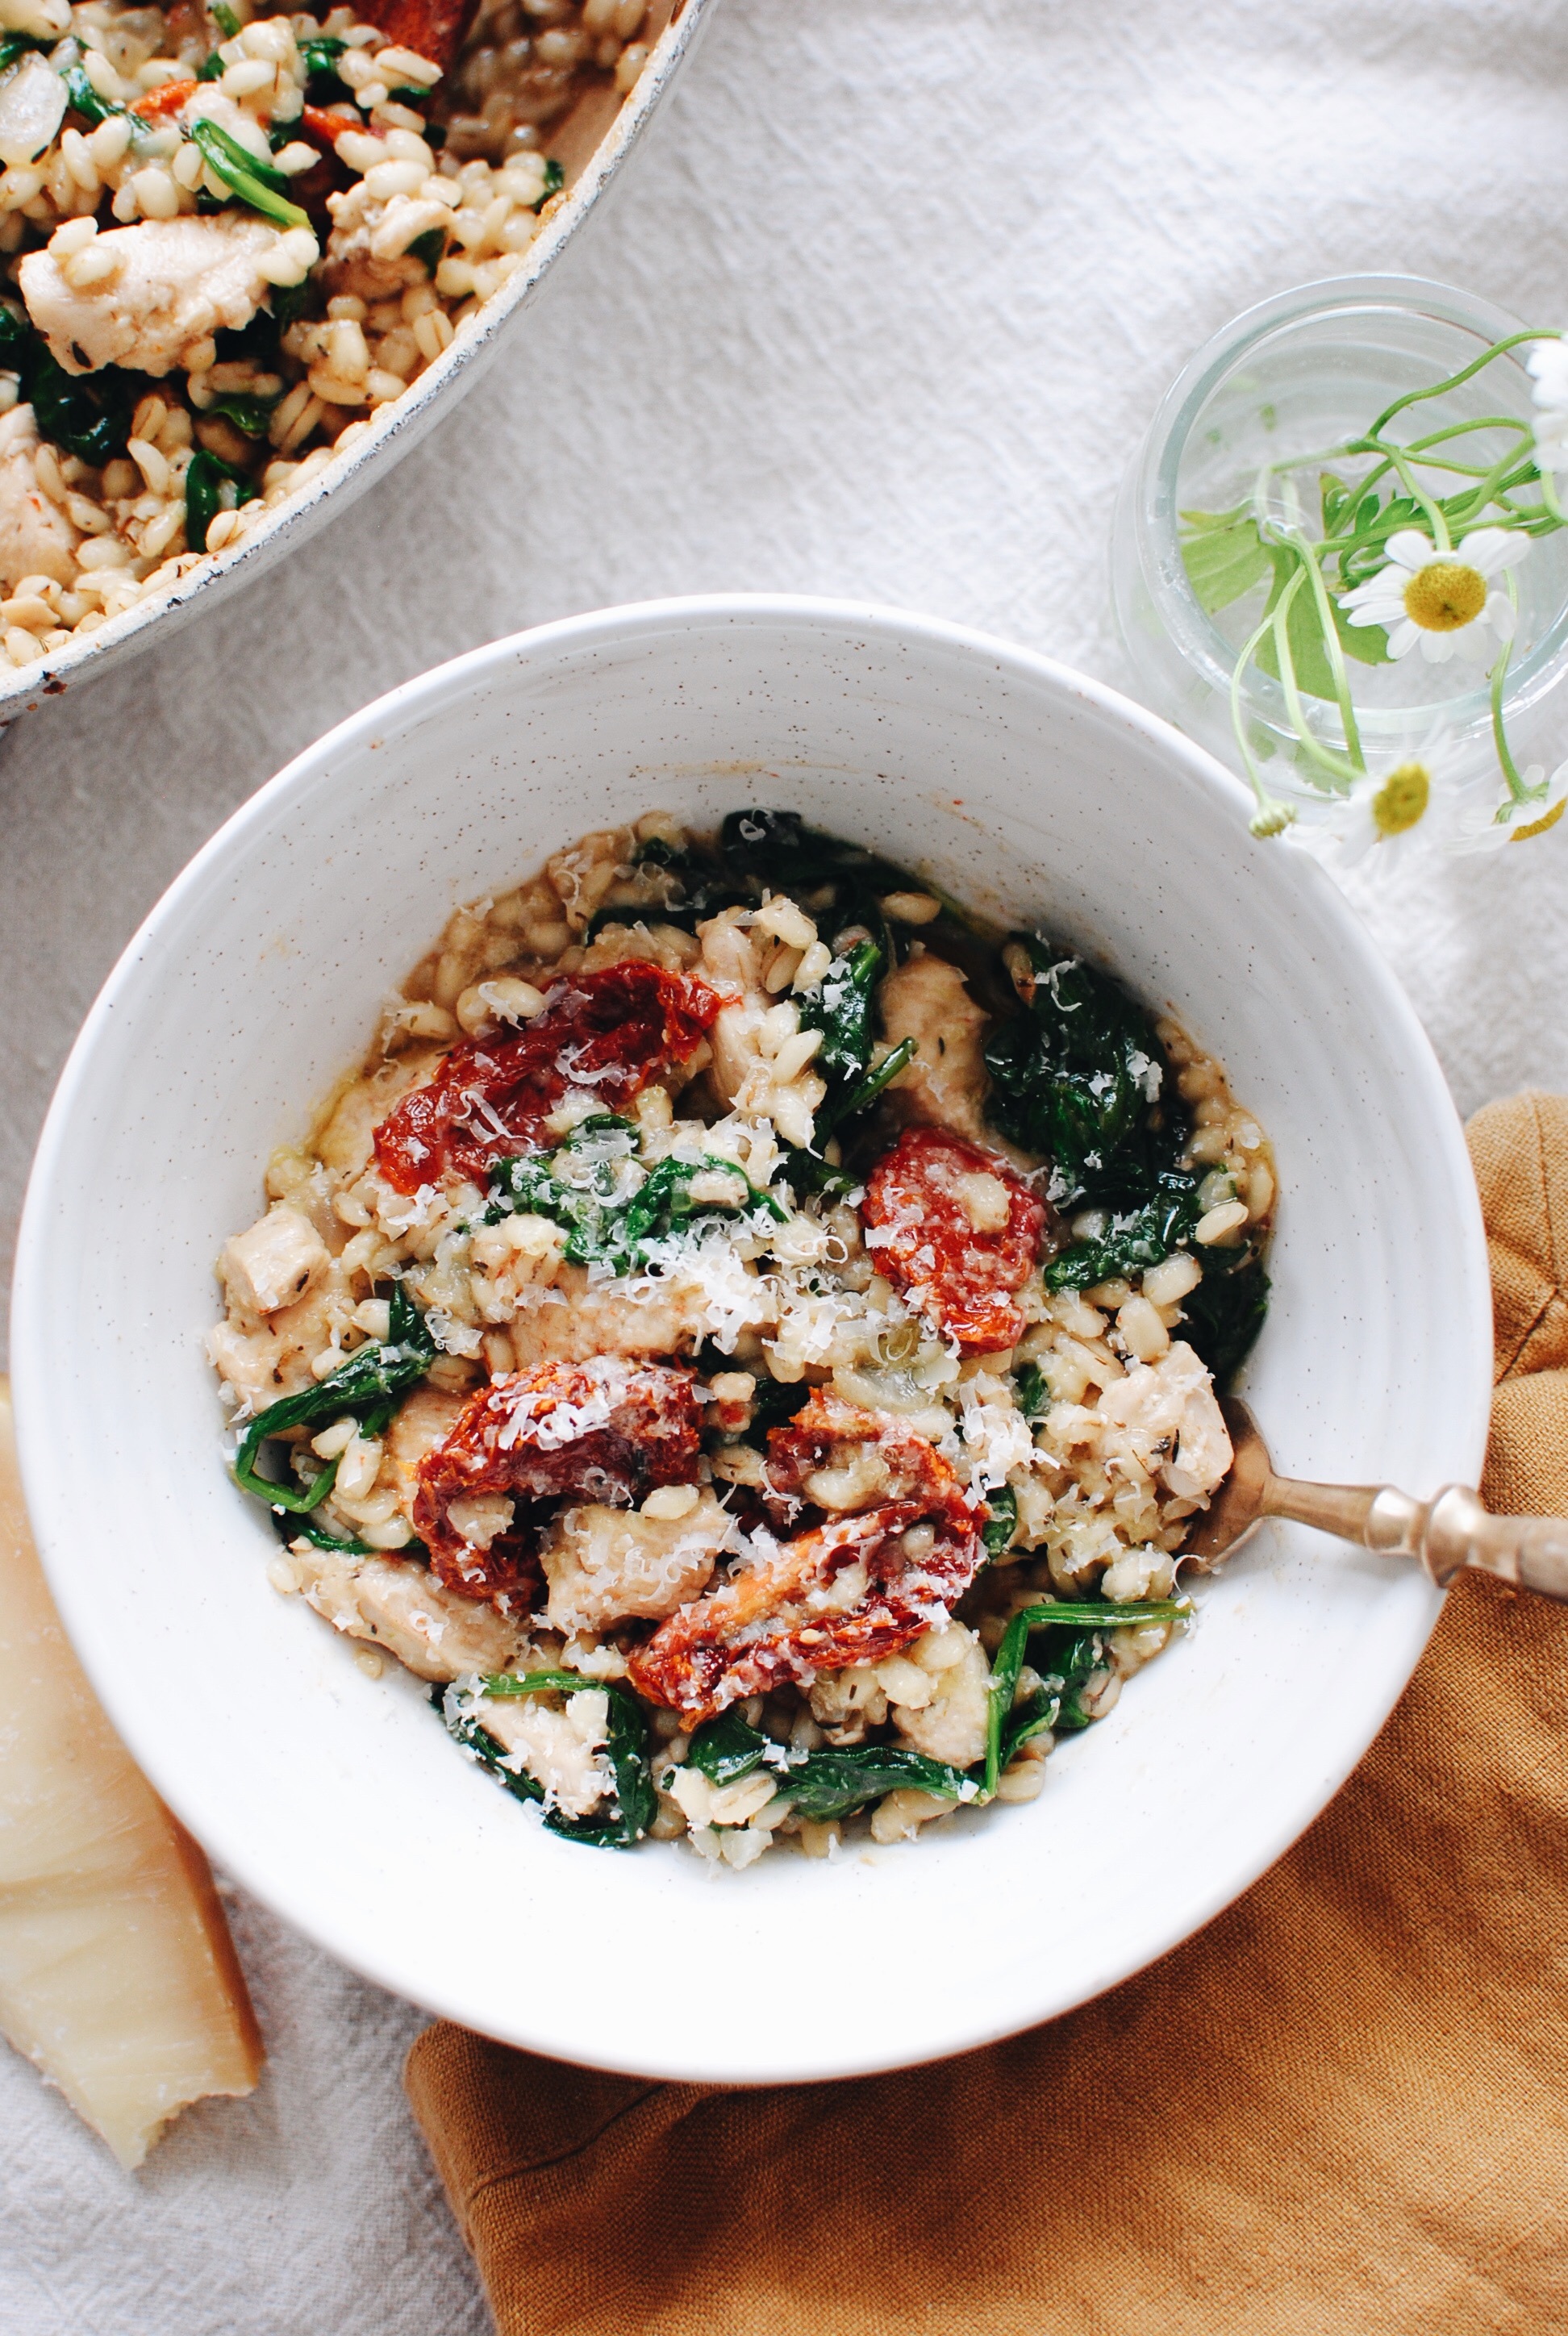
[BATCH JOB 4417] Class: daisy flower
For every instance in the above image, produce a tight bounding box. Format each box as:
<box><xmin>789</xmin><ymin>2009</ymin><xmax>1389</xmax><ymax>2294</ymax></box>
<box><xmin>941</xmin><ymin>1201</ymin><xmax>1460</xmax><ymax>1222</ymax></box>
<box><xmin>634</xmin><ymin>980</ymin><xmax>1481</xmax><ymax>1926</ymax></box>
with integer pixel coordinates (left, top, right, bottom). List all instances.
<box><xmin>1528</xmin><ymin>339</ymin><xmax>1568</xmax><ymax>478</ymax></box>
<box><xmin>1288</xmin><ymin>726</ymin><xmax>1467</xmax><ymax>870</ymax></box>
<box><xmin>1446</xmin><ymin>757</ymin><xmax>1568</xmax><ymax>854</ymax></box>
<box><xmin>1337</xmin><ymin>527</ymin><xmax>1528</xmax><ymax>663</ymax></box>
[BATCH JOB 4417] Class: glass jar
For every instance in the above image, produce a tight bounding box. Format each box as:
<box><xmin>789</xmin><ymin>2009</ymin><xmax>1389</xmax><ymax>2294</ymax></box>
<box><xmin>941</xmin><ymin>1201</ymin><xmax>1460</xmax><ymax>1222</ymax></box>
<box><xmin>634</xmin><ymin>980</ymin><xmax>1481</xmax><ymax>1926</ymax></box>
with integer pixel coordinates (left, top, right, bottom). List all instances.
<box><xmin>1109</xmin><ymin>274</ymin><xmax>1568</xmax><ymax>780</ymax></box>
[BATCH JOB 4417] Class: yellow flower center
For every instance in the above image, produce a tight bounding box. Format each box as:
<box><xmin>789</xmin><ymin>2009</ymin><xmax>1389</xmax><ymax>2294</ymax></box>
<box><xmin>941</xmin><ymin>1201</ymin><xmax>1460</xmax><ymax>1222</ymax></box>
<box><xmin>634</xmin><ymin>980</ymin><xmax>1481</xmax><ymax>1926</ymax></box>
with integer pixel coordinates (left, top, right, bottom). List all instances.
<box><xmin>1402</xmin><ymin>560</ymin><xmax>1487</xmax><ymax>632</ymax></box>
<box><xmin>1371</xmin><ymin>761</ymin><xmax>1431</xmax><ymax>838</ymax></box>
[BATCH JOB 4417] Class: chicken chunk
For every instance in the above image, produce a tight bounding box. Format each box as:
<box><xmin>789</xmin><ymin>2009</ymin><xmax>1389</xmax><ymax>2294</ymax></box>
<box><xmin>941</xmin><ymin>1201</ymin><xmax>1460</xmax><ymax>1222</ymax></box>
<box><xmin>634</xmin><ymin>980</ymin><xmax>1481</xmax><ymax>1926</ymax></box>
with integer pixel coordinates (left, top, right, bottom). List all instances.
<box><xmin>290</xmin><ymin>1546</ymin><xmax>532</xmax><ymax>1681</ymax></box>
<box><xmin>539</xmin><ymin>1488</ymin><xmax>732</xmax><ymax>1633</ymax></box>
<box><xmin>1096</xmin><ymin>1340</ymin><xmax>1233</xmax><ymax>1500</ymax></box>
<box><xmin>19</xmin><ymin>214</ymin><xmax>290</xmax><ymax>378</ymax></box>
<box><xmin>315</xmin><ymin>1049</ymin><xmax>444</xmax><ymax>1180</ymax></box>
<box><xmin>699</xmin><ymin>910</ymin><xmax>825</xmax><ymax>1149</ymax></box>
<box><xmin>878</xmin><ymin>947</ymin><xmax>992</xmax><ymax>1143</ymax></box>
<box><xmin>0</xmin><ymin>403</ymin><xmax>78</xmax><ymax>588</ymax></box>
<box><xmin>470</xmin><ymin>1688</ymin><xmax>612</xmax><ymax>1819</ymax></box>
<box><xmin>206</xmin><ymin>1268</ymin><xmax>352</xmax><ymax>1408</ymax></box>
<box><xmin>386</xmin><ymin>1383</ymin><xmax>469</xmax><ymax>1522</ymax></box>
<box><xmin>219</xmin><ymin>1204</ymin><xmax>330</xmax><ymax>1320</ymax></box>
<box><xmin>503</xmin><ymin>1262</ymin><xmax>773</xmax><ymax>1370</ymax></box>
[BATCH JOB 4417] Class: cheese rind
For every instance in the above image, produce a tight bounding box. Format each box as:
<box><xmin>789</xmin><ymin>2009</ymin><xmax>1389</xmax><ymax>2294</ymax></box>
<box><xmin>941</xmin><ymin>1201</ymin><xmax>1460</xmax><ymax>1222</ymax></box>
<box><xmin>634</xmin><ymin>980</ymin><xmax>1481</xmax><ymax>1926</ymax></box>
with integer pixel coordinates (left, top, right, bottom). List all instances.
<box><xmin>0</xmin><ymin>1381</ymin><xmax>263</xmax><ymax>2167</ymax></box>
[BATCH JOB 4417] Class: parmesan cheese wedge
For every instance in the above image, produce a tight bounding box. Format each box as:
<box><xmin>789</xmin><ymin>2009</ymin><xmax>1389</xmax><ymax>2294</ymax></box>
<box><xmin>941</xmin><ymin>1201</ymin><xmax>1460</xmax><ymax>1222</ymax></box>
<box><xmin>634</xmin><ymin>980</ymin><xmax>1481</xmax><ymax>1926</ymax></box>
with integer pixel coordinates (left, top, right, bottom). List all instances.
<box><xmin>0</xmin><ymin>1379</ymin><xmax>263</xmax><ymax>2166</ymax></box>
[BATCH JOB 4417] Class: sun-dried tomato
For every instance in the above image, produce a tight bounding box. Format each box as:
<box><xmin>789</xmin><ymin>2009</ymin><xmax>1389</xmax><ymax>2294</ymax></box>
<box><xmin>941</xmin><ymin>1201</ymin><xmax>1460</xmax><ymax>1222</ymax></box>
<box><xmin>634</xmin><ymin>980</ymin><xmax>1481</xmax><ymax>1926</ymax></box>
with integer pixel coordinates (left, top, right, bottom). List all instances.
<box><xmin>129</xmin><ymin>77</ymin><xmax>197</xmax><ymax>119</ymax></box>
<box><xmin>373</xmin><ymin>962</ymin><xmax>722</xmax><ymax>1195</ymax></box>
<box><xmin>861</xmin><ymin>1127</ymin><xmax>1048</xmax><ymax>1354</ymax></box>
<box><xmin>348</xmin><ymin>0</ymin><xmax>477</xmax><ymax>74</ymax></box>
<box><xmin>413</xmin><ymin>1356</ymin><xmax>702</xmax><ymax>1600</ymax></box>
<box><xmin>760</xmin><ymin>1387</ymin><xmax>956</xmax><ymax>1524</ymax></box>
<box><xmin>628</xmin><ymin>1394</ymin><xmax>982</xmax><ymax>1721</ymax></box>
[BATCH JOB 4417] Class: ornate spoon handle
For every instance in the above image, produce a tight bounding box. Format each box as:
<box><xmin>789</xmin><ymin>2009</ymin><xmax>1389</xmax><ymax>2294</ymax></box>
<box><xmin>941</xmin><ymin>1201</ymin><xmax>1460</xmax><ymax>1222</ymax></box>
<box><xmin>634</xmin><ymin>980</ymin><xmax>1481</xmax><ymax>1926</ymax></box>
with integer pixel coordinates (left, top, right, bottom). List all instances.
<box><xmin>1257</xmin><ymin>1474</ymin><xmax>1568</xmax><ymax>1600</ymax></box>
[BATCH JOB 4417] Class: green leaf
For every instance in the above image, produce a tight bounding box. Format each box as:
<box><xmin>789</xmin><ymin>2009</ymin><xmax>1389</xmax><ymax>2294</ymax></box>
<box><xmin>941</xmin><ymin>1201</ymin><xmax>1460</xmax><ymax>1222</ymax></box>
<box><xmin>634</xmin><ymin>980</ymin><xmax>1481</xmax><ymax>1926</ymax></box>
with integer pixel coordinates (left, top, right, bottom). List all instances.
<box><xmin>543</xmin><ymin>1685</ymin><xmax>656</xmax><ymax>1846</ymax></box>
<box><xmin>1329</xmin><ymin>594</ymin><xmax>1391</xmax><ymax>669</ymax></box>
<box><xmin>1180</xmin><ymin>1247</ymin><xmax>1270</xmax><ymax>1384</ymax></box>
<box><xmin>799</xmin><ymin>936</ymin><xmax>882</xmax><ymax>1083</ymax></box>
<box><xmin>408</xmin><ymin>226</ymin><xmax>444</xmax><ymax>274</ymax></box>
<box><xmin>686</xmin><ymin>1710</ymin><xmax>769</xmax><ymax>1786</ymax></box>
<box><xmin>983</xmin><ymin>1600</ymin><xmax>1187</xmax><ymax>1789</ymax></box>
<box><xmin>32</xmin><ymin>355</ymin><xmax>135</xmax><ymax>465</ymax></box>
<box><xmin>981</xmin><ymin>1486</ymin><xmax>1017</xmax><ymax>1557</ymax></box>
<box><xmin>535</xmin><ymin>157</ymin><xmax>563</xmax><ymax>211</ymax></box>
<box><xmin>486</xmin><ymin>1119</ymin><xmax>784</xmax><ymax>1277</ymax></box>
<box><xmin>1180</xmin><ymin>512</ymin><xmax>1274</xmax><ymax>615</ymax></box>
<box><xmin>774</xmin><ymin>1745</ymin><xmax>978</xmax><ymax>1823</ymax></box>
<box><xmin>1045</xmin><ymin>1170</ymin><xmax>1203</xmax><ymax>1292</ymax></box>
<box><xmin>60</xmin><ymin>60</ymin><xmax>119</xmax><ymax>127</ymax></box>
<box><xmin>211</xmin><ymin>1</ymin><xmax>240</xmax><ymax>34</ymax></box>
<box><xmin>983</xmin><ymin>945</ymin><xmax>1178</xmax><ymax>1208</ymax></box>
<box><xmin>204</xmin><ymin>388</ymin><xmax>277</xmax><ymax>436</ymax></box>
<box><xmin>190</xmin><ymin>117</ymin><xmax>310</xmax><ymax>230</ymax></box>
<box><xmin>184</xmin><ymin>445</ymin><xmax>258</xmax><ymax>552</ymax></box>
<box><xmin>815</xmin><ymin>1036</ymin><xmax>915</xmax><ymax>1140</ymax></box>
<box><xmin>1013</xmin><ymin>1361</ymin><xmax>1048</xmax><ymax>1419</ymax></box>
<box><xmin>231</xmin><ymin>1286</ymin><xmax>436</xmax><ymax>1514</ymax></box>
<box><xmin>1253</xmin><ymin>549</ymin><xmax>1389</xmax><ymax>700</ymax></box>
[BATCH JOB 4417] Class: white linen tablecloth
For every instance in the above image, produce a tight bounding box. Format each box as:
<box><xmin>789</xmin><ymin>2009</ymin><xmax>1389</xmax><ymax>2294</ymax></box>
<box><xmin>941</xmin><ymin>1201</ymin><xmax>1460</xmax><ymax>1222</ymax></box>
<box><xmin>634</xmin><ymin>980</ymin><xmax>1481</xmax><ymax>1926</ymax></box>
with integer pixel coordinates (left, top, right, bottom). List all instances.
<box><xmin>5</xmin><ymin>2</ymin><xmax>1567</xmax><ymax>2326</ymax></box>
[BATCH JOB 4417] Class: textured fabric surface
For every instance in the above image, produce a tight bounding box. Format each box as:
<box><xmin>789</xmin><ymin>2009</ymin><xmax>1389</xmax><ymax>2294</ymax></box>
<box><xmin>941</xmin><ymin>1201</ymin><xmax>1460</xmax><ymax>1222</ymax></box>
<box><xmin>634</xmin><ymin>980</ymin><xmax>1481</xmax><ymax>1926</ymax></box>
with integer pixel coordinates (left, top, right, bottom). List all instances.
<box><xmin>5</xmin><ymin>3</ymin><xmax>1568</xmax><ymax>2329</ymax></box>
<box><xmin>404</xmin><ymin>1090</ymin><xmax>1568</xmax><ymax>2336</ymax></box>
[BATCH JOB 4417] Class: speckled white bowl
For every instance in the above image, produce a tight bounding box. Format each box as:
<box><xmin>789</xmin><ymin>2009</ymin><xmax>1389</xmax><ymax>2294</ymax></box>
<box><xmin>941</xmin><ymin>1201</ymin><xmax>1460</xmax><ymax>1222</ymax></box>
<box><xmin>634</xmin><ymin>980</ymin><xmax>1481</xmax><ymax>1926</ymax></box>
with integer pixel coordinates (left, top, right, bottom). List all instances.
<box><xmin>0</xmin><ymin>0</ymin><xmax>715</xmax><ymax>721</ymax></box>
<box><xmin>10</xmin><ymin>596</ymin><xmax>1491</xmax><ymax>2082</ymax></box>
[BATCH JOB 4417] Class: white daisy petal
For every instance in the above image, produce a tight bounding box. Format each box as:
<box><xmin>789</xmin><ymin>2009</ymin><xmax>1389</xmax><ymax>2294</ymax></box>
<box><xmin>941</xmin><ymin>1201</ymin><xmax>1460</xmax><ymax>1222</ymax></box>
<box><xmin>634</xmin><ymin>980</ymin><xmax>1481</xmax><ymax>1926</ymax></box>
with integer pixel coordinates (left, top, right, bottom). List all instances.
<box><xmin>1485</xmin><ymin>589</ymin><xmax>1516</xmax><ymax>641</ymax></box>
<box><xmin>1384</xmin><ymin>529</ymin><xmax>1439</xmax><ymax>572</ymax></box>
<box><xmin>1337</xmin><ymin>811</ymin><xmax>1379</xmax><ymax>867</ymax></box>
<box><xmin>1528</xmin><ymin>341</ymin><xmax>1568</xmax><ymax>405</ymax></box>
<box><xmin>1337</xmin><ymin>571</ymin><xmax>1408</xmax><ymax>636</ymax></box>
<box><xmin>1386</xmin><ymin>619</ymin><xmax>1422</xmax><ymax>658</ymax></box>
<box><xmin>1456</xmin><ymin>527</ymin><xmax>1528</xmax><ymax>577</ymax></box>
<box><xmin>1449</xmin><ymin>620</ymin><xmax>1498</xmax><ymax>662</ymax></box>
<box><xmin>1418</xmin><ymin>628</ymin><xmax>1456</xmax><ymax>663</ymax></box>
<box><xmin>1535</xmin><ymin>417</ymin><xmax>1568</xmax><ymax>474</ymax></box>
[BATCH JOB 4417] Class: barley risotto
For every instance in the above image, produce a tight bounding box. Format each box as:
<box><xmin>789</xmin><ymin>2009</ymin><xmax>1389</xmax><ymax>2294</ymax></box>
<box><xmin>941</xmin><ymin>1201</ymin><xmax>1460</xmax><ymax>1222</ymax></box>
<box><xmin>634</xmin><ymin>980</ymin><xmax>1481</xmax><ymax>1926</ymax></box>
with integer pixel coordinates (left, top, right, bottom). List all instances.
<box><xmin>210</xmin><ymin>811</ymin><xmax>1275</xmax><ymax>1865</ymax></box>
<box><xmin>0</xmin><ymin>0</ymin><xmax>653</xmax><ymax>661</ymax></box>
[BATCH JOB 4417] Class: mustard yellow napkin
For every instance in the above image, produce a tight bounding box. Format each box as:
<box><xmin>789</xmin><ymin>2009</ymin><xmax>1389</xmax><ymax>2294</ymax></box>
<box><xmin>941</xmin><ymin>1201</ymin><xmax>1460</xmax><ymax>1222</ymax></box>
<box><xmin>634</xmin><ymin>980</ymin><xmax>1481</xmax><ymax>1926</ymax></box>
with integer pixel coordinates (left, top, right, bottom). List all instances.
<box><xmin>406</xmin><ymin>1090</ymin><xmax>1568</xmax><ymax>2336</ymax></box>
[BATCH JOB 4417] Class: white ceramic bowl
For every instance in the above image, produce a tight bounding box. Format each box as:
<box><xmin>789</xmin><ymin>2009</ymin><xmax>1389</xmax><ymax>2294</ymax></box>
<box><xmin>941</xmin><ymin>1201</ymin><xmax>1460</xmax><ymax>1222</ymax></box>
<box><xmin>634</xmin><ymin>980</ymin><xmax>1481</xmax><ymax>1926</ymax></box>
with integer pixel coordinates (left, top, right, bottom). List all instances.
<box><xmin>10</xmin><ymin>596</ymin><xmax>1491</xmax><ymax>2083</ymax></box>
<box><xmin>0</xmin><ymin>0</ymin><xmax>716</xmax><ymax>721</ymax></box>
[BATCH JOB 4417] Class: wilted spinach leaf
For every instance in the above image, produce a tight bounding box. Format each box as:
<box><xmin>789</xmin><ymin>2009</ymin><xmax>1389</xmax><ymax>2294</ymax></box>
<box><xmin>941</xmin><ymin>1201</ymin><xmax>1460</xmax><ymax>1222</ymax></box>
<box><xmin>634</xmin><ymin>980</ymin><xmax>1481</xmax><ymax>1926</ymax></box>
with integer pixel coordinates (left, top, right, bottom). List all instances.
<box><xmin>686</xmin><ymin>1710</ymin><xmax>769</xmax><ymax>1785</ymax></box>
<box><xmin>486</xmin><ymin>1115</ymin><xmax>783</xmax><ymax>1274</ymax></box>
<box><xmin>777</xmin><ymin>1744</ymin><xmax>978</xmax><ymax>1821</ymax></box>
<box><xmin>1044</xmin><ymin>1171</ymin><xmax>1203</xmax><ymax>1292</ymax></box>
<box><xmin>983</xmin><ymin>942</ymin><xmax>1178</xmax><ymax>1206</ymax></box>
<box><xmin>1179</xmin><ymin>1245</ymin><xmax>1270</xmax><ymax>1383</ymax></box>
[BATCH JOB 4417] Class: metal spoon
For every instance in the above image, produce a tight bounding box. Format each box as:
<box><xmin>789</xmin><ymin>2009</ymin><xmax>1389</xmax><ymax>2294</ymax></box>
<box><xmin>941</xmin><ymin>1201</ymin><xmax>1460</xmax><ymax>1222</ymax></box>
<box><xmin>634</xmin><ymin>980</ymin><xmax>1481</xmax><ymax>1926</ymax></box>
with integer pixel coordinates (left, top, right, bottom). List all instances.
<box><xmin>1182</xmin><ymin>1396</ymin><xmax>1568</xmax><ymax>1601</ymax></box>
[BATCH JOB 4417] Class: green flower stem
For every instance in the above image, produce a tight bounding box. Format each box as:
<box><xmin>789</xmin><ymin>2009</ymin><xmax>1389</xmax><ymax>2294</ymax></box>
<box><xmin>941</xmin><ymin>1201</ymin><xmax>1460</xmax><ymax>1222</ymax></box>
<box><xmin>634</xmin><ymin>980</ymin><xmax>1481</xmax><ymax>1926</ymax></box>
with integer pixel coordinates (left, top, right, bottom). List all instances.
<box><xmin>1229</xmin><ymin>603</ymin><xmax>1296</xmax><ymax>835</ymax></box>
<box><xmin>1537</xmin><ymin>466</ymin><xmax>1567</xmax><ymax>526</ymax></box>
<box><xmin>1284</xmin><ymin>530</ymin><xmax>1365</xmax><ymax>773</ymax></box>
<box><xmin>1267</xmin><ymin>565</ymin><xmax>1362</xmax><ymax>793</ymax></box>
<box><xmin>1366</xmin><ymin>329</ymin><xmax>1554</xmax><ymax>441</ymax></box>
<box><xmin>1489</xmin><ymin>575</ymin><xmax>1540</xmax><ymax>809</ymax></box>
<box><xmin>1448</xmin><ymin>442</ymin><xmax>1546</xmax><ymax>528</ymax></box>
<box><xmin>1376</xmin><ymin>443</ymin><xmax>1451</xmax><ymax>549</ymax></box>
